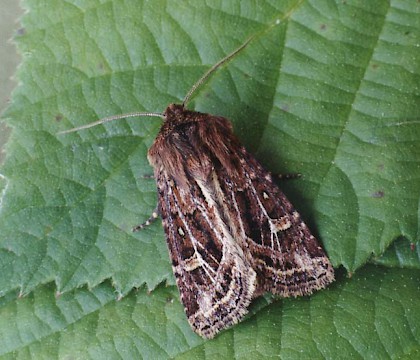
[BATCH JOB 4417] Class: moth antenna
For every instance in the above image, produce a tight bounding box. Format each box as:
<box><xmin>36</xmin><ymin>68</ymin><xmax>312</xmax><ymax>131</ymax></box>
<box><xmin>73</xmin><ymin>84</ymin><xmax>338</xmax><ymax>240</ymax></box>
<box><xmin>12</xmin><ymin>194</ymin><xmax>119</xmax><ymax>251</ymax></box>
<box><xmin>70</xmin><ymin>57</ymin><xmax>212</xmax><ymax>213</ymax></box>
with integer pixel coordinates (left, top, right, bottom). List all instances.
<box><xmin>182</xmin><ymin>36</ymin><xmax>255</xmax><ymax>107</ymax></box>
<box><xmin>57</xmin><ymin>111</ymin><xmax>163</xmax><ymax>135</ymax></box>
<box><xmin>58</xmin><ymin>36</ymin><xmax>255</xmax><ymax>135</ymax></box>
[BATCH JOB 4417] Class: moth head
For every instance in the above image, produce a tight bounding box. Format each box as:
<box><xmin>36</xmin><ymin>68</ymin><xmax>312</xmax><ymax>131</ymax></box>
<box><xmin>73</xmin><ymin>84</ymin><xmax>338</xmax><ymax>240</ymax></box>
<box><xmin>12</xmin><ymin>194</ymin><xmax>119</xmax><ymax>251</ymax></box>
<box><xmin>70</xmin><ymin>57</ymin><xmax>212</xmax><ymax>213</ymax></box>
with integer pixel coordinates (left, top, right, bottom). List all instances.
<box><xmin>164</xmin><ymin>103</ymin><xmax>186</xmax><ymax>119</ymax></box>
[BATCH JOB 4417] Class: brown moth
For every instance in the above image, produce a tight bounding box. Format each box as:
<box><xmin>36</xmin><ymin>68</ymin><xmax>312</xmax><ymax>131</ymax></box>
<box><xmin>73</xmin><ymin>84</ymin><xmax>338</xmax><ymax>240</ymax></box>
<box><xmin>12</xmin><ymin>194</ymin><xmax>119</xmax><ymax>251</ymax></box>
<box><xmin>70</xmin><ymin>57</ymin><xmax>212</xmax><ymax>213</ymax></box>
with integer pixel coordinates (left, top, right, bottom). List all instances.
<box><xmin>59</xmin><ymin>37</ymin><xmax>335</xmax><ymax>339</ymax></box>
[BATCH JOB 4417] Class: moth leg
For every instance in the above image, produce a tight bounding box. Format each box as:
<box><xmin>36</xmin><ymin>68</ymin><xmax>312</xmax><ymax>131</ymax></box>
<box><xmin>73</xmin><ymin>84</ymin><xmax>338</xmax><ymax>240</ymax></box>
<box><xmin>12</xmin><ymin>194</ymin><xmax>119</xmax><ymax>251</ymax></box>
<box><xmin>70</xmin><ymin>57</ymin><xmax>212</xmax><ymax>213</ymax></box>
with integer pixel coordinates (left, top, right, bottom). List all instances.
<box><xmin>141</xmin><ymin>174</ymin><xmax>154</xmax><ymax>179</ymax></box>
<box><xmin>132</xmin><ymin>207</ymin><xmax>159</xmax><ymax>232</ymax></box>
<box><xmin>276</xmin><ymin>173</ymin><xmax>301</xmax><ymax>180</ymax></box>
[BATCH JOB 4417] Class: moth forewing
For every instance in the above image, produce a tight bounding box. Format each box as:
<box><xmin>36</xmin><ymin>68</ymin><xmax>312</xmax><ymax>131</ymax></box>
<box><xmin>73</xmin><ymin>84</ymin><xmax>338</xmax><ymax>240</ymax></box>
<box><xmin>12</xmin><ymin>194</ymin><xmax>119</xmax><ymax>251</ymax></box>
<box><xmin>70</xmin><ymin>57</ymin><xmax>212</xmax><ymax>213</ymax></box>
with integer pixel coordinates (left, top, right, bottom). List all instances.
<box><xmin>147</xmin><ymin>104</ymin><xmax>334</xmax><ymax>339</ymax></box>
<box><xmin>59</xmin><ymin>37</ymin><xmax>334</xmax><ymax>339</ymax></box>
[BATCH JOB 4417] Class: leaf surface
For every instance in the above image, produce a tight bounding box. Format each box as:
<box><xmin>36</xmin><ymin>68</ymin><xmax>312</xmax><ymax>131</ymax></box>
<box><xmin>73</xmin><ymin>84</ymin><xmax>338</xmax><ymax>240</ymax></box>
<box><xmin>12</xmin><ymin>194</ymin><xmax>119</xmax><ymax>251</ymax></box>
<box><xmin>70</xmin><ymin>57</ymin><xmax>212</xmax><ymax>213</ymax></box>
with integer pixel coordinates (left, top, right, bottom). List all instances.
<box><xmin>1</xmin><ymin>0</ymin><xmax>420</xmax><ymax>357</ymax></box>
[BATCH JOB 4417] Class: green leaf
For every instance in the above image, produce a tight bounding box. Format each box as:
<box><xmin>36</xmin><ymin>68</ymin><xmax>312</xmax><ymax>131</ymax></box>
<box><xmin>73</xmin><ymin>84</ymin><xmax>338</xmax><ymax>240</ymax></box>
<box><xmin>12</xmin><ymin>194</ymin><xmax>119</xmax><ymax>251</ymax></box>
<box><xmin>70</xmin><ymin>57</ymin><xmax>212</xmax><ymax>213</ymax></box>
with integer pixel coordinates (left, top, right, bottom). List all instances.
<box><xmin>1</xmin><ymin>0</ymin><xmax>420</xmax><ymax>357</ymax></box>
<box><xmin>1</xmin><ymin>266</ymin><xmax>419</xmax><ymax>359</ymax></box>
<box><xmin>373</xmin><ymin>237</ymin><xmax>420</xmax><ymax>268</ymax></box>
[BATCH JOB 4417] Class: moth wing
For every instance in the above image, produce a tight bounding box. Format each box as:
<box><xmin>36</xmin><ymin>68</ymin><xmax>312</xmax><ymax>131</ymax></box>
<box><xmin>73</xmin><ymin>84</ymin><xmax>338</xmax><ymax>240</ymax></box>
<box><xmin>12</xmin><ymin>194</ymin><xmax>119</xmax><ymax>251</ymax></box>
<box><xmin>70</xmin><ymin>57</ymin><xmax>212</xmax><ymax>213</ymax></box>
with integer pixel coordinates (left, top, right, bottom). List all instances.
<box><xmin>155</xmin><ymin>169</ymin><xmax>257</xmax><ymax>339</ymax></box>
<box><xmin>221</xmin><ymin>149</ymin><xmax>335</xmax><ymax>298</ymax></box>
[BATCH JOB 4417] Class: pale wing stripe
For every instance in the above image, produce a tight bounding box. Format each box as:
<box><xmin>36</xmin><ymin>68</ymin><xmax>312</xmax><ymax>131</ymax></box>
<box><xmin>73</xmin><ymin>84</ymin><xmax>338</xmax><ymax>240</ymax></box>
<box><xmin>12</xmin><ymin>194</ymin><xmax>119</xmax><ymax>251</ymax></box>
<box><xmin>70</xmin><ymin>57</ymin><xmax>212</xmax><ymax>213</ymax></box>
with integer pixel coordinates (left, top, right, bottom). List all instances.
<box><xmin>245</xmin><ymin>177</ymin><xmax>284</xmax><ymax>253</ymax></box>
<box><xmin>195</xmin><ymin>178</ymin><xmax>246</xmax><ymax>259</ymax></box>
<box><xmin>169</xmin><ymin>183</ymin><xmax>217</xmax><ymax>283</ymax></box>
<box><xmin>228</xmin><ymin>187</ymin><xmax>248</xmax><ymax>241</ymax></box>
<box><xmin>210</xmin><ymin>170</ymin><xmax>248</xmax><ymax>244</ymax></box>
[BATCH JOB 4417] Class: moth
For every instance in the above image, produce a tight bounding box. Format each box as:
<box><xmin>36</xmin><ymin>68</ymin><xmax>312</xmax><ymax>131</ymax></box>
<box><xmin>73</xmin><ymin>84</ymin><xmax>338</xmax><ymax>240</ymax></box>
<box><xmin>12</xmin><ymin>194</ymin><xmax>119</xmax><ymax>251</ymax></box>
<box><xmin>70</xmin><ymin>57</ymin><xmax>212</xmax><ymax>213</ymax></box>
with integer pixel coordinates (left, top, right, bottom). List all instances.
<box><xmin>59</xmin><ymin>37</ymin><xmax>335</xmax><ymax>339</ymax></box>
